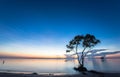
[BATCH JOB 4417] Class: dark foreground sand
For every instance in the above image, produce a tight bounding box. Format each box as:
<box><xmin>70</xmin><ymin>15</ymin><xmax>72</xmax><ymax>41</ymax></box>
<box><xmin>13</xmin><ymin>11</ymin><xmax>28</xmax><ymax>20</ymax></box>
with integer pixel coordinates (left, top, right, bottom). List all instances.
<box><xmin>0</xmin><ymin>72</ymin><xmax>120</xmax><ymax>77</ymax></box>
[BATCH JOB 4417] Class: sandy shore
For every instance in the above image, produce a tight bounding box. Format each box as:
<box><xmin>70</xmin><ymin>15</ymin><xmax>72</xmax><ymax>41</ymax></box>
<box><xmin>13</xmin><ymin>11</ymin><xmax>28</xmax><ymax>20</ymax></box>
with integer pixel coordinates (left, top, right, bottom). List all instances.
<box><xmin>0</xmin><ymin>72</ymin><xmax>120</xmax><ymax>77</ymax></box>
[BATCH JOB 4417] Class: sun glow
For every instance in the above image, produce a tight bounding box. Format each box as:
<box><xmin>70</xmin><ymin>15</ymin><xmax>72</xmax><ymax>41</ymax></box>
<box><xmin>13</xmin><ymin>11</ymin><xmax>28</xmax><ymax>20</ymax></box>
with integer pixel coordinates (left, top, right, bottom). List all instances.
<box><xmin>0</xmin><ymin>41</ymin><xmax>66</xmax><ymax>58</ymax></box>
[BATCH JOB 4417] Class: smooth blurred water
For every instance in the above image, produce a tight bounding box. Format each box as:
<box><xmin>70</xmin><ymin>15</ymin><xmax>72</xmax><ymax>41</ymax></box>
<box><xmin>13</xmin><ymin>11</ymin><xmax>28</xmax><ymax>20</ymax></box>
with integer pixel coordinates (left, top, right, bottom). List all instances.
<box><xmin>84</xmin><ymin>58</ymin><xmax>120</xmax><ymax>73</ymax></box>
<box><xmin>0</xmin><ymin>58</ymin><xmax>120</xmax><ymax>74</ymax></box>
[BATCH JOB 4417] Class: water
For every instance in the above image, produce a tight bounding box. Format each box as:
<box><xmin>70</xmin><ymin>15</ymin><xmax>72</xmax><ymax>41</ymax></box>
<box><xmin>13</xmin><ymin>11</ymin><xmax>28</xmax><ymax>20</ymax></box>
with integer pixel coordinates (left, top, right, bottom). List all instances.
<box><xmin>0</xmin><ymin>58</ymin><xmax>120</xmax><ymax>74</ymax></box>
<box><xmin>84</xmin><ymin>58</ymin><xmax>120</xmax><ymax>73</ymax></box>
<box><xmin>0</xmin><ymin>59</ymin><xmax>77</xmax><ymax>74</ymax></box>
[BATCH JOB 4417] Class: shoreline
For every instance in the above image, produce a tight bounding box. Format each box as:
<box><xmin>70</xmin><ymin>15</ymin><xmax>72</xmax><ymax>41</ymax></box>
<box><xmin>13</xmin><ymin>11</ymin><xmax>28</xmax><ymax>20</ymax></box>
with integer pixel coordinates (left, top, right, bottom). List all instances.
<box><xmin>0</xmin><ymin>71</ymin><xmax>120</xmax><ymax>77</ymax></box>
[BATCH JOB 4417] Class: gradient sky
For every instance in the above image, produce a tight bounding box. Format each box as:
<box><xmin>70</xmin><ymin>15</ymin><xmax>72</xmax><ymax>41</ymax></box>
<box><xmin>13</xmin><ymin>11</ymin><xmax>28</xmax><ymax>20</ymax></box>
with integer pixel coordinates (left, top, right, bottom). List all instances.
<box><xmin>0</xmin><ymin>0</ymin><xmax>120</xmax><ymax>58</ymax></box>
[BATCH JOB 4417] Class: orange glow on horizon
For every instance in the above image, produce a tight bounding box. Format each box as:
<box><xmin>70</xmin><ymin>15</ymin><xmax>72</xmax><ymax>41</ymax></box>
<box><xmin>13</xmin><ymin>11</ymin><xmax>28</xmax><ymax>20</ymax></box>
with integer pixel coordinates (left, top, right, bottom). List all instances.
<box><xmin>106</xmin><ymin>53</ymin><xmax>120</xmax><ymax>58</ymax></box>
<box><xmin>0</xmin><ymin>51</ymin><xmax>66</xmax><ymax>58</ymax></box>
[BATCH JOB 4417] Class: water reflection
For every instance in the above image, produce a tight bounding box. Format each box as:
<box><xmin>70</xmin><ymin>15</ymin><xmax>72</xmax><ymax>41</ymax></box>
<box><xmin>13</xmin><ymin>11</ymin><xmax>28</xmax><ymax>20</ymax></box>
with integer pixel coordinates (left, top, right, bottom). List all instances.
<box><xmin>91</xmin><ymin>59</ymin><xmax>101</xmax><ymax>71</ymax></box>
<box><xmin>1</xmin><ymin>60</ymin><xmax>5</xmax><ymax>64</ymax></box>
<box><xmin>0</xmin><ymin>58</ymin><xmax>120</xmax><ymax>74</ymax></box>
<box><xmin>0</xmin><ymin>59</ymin><xmax>76</xmax><ymax>74</ymax></box>
<box><xmin>85</xmin><ymin>58</ymin><xmax>120</xmax><ymax>73</ymax></box>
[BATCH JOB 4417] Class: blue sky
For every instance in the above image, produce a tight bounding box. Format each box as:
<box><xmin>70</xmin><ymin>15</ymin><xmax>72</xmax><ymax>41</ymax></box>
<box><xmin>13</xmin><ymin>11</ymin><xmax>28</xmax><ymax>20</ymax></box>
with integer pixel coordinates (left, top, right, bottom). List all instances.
<box><xmin>0</xmin><ymin>0</ymin><xmax>120</xmax><ymax>58</ymax></box>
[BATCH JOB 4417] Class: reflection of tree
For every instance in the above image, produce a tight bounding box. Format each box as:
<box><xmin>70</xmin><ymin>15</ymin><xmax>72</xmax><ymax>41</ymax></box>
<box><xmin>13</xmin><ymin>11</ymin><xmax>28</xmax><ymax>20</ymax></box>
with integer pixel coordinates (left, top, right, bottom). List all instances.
<box><xmin>3</xmin><ymin>60</ymin><xmax>5</xmax><ymax>64</ymax></box>
<box><xmin>101</xmin><ymin>58</ymin><xmax>106</xmax><ymax>62</ymax></box>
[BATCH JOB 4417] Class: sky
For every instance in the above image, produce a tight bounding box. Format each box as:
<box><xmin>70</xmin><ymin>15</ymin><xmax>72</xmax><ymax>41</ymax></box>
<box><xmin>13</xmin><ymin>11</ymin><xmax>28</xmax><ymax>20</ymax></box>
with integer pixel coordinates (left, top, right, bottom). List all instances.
<box><xmin>0</xmin><ymin>0</ymin><xmax>120</xmax><ymax>58</ymax></box>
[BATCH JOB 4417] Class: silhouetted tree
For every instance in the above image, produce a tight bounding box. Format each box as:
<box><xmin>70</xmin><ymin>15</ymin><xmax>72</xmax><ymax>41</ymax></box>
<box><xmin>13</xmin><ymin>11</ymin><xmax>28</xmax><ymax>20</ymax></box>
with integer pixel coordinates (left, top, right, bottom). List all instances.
<box><xmin>66</xmin><ymin>34</ymin><xmax>100</xmax><ymax>71</ymax></box>
<box><xmin>66</xmin><ymin>35</ymin><xmax>84</xmax><ymax>65</ymax></box>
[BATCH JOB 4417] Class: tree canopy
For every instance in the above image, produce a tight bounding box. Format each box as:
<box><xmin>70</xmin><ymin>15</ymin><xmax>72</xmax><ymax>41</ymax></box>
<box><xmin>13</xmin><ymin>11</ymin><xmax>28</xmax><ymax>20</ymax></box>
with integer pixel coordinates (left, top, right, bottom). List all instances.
<box><xmin>66</xmin><ymin>34</ymin><xmax>100</xmax><ymax>71</ymax></box>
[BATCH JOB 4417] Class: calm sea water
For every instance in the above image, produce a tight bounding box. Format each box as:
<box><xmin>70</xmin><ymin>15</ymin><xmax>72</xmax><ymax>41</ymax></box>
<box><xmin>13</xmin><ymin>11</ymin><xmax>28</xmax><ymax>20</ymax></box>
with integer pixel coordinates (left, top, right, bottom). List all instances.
<box><xmin>0</xmin><ymin>58</ymin><xmax>120</xmax><ymax>74</ymax></box>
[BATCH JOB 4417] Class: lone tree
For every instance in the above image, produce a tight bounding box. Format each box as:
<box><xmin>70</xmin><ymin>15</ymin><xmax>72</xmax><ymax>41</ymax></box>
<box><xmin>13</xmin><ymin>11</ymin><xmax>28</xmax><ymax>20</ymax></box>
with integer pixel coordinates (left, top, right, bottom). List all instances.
<box><xmin>66</xmin><ymin>34</ymin><xmax>100</xmax><ymax>71</ymax></box>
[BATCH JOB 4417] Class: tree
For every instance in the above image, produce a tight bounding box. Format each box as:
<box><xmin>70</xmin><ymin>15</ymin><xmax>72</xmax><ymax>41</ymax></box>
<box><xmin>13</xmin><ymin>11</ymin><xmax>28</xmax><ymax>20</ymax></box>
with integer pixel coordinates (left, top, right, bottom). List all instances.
<box><xmin>66</xmin><ymin>34</ymin><xmax>100</xmax><ymax>71</ymax></box>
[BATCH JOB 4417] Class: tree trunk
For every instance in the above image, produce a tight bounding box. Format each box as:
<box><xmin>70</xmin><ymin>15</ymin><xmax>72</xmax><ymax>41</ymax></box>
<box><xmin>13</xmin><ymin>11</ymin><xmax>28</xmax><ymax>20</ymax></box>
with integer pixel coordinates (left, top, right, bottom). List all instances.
<box><xmin>76</xmin><ymin>44</ymin><xmax>81</xmax><ymax>65</ymax></box>
<box><xmin>81</xmin><ymin>47</ymin><xmax>86</xmax><ymax>67</ymax></box>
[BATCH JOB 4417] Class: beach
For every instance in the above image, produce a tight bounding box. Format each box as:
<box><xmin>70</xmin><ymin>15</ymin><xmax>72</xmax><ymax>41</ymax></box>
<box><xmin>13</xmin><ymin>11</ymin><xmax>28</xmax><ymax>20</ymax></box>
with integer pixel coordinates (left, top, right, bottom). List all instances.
<box><xmin>0</xmin><ymin>72</ymin><xmax>120</xmax><ymax>77</ymax></box>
